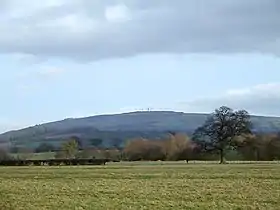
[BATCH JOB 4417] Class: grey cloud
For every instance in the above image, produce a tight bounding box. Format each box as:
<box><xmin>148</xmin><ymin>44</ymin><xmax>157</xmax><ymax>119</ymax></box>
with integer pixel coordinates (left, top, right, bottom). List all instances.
<box><xmin>177</xmin><ymin>83</ymin><xmax>280</xmax><ymax>116</ymax></box>
<box><xmin>0</xmin><ymin>0</ymin><xmax>280</xmax><ymax>60</ymax></box>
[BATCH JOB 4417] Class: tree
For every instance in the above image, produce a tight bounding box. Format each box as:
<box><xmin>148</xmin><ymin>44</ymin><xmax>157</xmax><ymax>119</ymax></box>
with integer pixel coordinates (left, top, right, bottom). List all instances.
<box><xmin>35</xmin><ymin>143</ymin><xmax>55</xmax><ymax>153</ymax></box>
<box><xmin>17</xmin><ymin>147</ymin><xmax>34</xmax><ymax>160</ymax></box>
<box><xmin>193</xmin><ymin>106</ymin><xmax>251</xmax><ymax>164</ymax></box>
<box><xmin>123</xmin><ymin>138</ymin><xmax>165</xmax><ymax>161</ymax></box>
<box><xmin>70</xmin><ymin>136</ymin><xmax>83</xmax><ymax>149</ymax></box>
<box><xmin>89</xmin><ymin>138</ymin><xmax>103</xmax><ymax>148</ymax></box>
<box><xmin>110</xmin><ymin>138</ymin><xmax>123</xmax><ymax>149</ymax></box>
<box><xmin>61</xmin><ymin>139</ymin><xmax>79</xmax><ymax>159</ymax></box>
<box><xmin>163</xmin><ymin>133</ymin><xmax>194</xmax><ymax>161</ymax></box>
<box><xmin>234</xmin><ymin>134</ymin><xmax>260</xmax><ymax>160</ymax></box>
<box><xmin>0</xmin><ymin>148</ymin><xmax>13</xmax><ymax>161</ymax></box>
<box><xmin>262</xmin><ymin>134</ymin><xmax>280</xmax><ymax>160</ymax></box>
<box><xmin>54</xmin><ymin>151</ymin><xmax>66</xmax><ymax>159</ymax></box>
<box><xmin>235</xmin><ymin>134</ymin><xmax>280</xmax><ymax>161</ymax></box>
<box><xmin>76</xmin><ymin>148</ymin><xmax>96</xmax><ymax>159</ymax></box>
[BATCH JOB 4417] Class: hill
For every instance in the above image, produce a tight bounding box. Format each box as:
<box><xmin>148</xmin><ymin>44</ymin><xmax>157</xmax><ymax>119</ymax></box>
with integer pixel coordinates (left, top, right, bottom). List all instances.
<box><xmin>1</xmin><ymin>111</ymin><xmax>280</xmax><ymax>148</ymax></box>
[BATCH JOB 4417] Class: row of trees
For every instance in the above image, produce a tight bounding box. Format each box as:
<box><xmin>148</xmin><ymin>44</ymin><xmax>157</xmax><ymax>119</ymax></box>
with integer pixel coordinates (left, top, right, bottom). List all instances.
<box><xmin>9</xmin><ymin>137</ymin><xmax>105</xmax><ymax>154</ymax></box>
<box><xmin>54</xmin><ymin>123</ymin><xmax>280</xmax><ymax>163</ymax></box>
<box><xmin>123</xmin><ymin>106</ymin><xmax>280</xmax><ymax>163</ymax></box>
<box><xmin>123</xmin><ymin>133</ymin><xmax>195</xmax><ymax>161</ymax></box>
<box><xmin>4</xmin><ymin>132</ymin><xmax>280</xmax><ymax>163</ymax></box>
<box><xmin>52</xmin><ymin>106</ymin><xmax>256</xmax><ymax>163</ymax></box>
<box><xmin>2</xmin><ymin>106</ymin><xmax>280</xmax><ymax>163</ymax></box>
<box><xmin>123</xmin><ymin>132</ymin><xmax>280</xmax><ymax>162</ymax></box>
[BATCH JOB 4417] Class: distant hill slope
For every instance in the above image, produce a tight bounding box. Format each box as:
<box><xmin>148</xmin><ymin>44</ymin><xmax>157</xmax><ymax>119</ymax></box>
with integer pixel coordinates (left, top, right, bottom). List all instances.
<box><xmin>1</xmin><ymin>111</ymin><xmax>280</xmax><ymax>148</ymax></box>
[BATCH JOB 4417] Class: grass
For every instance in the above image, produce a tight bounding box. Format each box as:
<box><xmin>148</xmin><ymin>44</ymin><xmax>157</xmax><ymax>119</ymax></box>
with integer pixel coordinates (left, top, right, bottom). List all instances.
<box><xmin>0</xmin><ymin>162</ymin><xmax>280</xmax><ymax>209</ymax></box>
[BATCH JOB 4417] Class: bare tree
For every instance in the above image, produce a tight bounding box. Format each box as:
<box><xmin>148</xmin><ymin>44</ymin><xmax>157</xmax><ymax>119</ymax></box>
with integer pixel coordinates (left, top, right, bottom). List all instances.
<box><xmin>193</xmin><ymin>106</ymin><xmax>251</xmax><ymax>164</ymax></box>
<box><xmin>124</xmin><ymin>138</ymin><xmax>165</xmax><ymax>161</ymax></box>
<box><xmin>163</xmin><ymin>133</ymin><xmax>194</xmax><ymax>161</ymax></box>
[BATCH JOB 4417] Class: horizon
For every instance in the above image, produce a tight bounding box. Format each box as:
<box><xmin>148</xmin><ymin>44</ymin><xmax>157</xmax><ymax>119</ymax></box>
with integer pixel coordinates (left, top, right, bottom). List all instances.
<box><xmin>2</xmin><ymin>109</ymin><xmax>280</xmax><ymax>135</ymax></box>
<box><xmin>0</xmin><ymin>1</ymin><xmax>280</xmax><ymax>133</ymax></box>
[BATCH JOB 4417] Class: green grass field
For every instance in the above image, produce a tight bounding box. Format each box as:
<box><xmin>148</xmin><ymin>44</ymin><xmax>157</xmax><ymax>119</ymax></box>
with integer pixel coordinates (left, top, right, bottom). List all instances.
<box><xmin>1</xmin><ymin>162</ymin><xmax>280</xmax><ymax>210</ymax></box>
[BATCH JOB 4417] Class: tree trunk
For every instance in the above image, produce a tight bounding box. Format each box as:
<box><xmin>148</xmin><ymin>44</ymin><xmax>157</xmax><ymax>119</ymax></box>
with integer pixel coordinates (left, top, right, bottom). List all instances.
<box><xmin>219</xmin><ymin>149</ymin><xmax>226</xmax><ymax>164</ymax></box>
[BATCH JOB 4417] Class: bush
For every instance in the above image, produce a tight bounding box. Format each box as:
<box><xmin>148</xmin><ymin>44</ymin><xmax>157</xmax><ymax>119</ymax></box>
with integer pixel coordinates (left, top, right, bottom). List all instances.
<box><xmin>76</xmin><ymin>148</ymin><xmax>96</xmax><ymax>159</ymax></box>
<box><xmin>0</xmin><ymin>149</ymin><xmax>14</xmax><ymax>161</ymax></box>
<box><xmin>123</xmin><ymin>138</ymin><xmax>165</xmax><ymax>161</ymax></box>
<box><xmin>54</xmin><ymin>151</ymin><xmax>66</xmax><ymax>159</ymax></box>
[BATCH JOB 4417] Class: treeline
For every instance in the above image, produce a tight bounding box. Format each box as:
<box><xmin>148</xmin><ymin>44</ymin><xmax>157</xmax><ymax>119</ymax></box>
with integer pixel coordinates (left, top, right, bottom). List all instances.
<box><xmin>1</xmin><ymin>132</ymin><xmax>280</xmax><ymax>162</ymax></box>
<box><xmin>123</xmin><ymin>133</ymin><xmax>195</xmax><ymax>161</ymax></box>
<box><xmin>0</xmin><ymin>158</ymin><xmax>108</xmax><ymax>166</ymax></box>
<box><xmin>234</xmin><ymin>133</ymin><xmax>280</xmax><ymax>161</ymax></box>
<box><xmin>2</xmin><ymin>106</ymin><xmax>280</xmax><ymax>163</ymax></box>
<box><xmin>122</xmin><ymin>133</ymin><xmax>280</xmax><ymax>161</ymax></box>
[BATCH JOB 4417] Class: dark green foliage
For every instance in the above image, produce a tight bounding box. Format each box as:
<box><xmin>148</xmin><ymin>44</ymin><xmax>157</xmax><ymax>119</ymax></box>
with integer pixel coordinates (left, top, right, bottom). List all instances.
<box><xmin>89</xmin><ymin>138</ymin><xmax>103</xmax><ymax>147</ymax></box>
<box><xmin>35</xmin><ymin>143</ymin><xmax>55</xmax><ymax>153</ymax></box>
<box><xmin>110</xmin><ymin>138</ymin><xmax>123</xmax><ymax>149</ymax></box>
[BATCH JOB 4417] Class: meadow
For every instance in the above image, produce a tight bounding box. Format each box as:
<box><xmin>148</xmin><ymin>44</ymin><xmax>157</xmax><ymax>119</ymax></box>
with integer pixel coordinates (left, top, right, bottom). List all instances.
<box><xmin>0</xmin><ymin>162</ymin><xmax>280</xmax><ymax>210</ymax></box>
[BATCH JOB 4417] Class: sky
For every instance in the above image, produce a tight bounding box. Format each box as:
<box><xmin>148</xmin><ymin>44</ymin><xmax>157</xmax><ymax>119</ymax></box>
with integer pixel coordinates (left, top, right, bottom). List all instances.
<box><xmin>0</xmin><ymin>0</ymin><xmax>280</xmax><ymax>132</ymax></box>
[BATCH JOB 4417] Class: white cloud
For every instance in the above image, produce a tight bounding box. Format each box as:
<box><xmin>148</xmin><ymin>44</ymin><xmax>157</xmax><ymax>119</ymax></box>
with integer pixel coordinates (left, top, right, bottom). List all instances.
<box><xmin>105</xmin><ymin>4</ymin><xmax>131</xmax><ymax>23</ymax></box>
<box><xmin>0</xmin><ymin>0</ymin><xmax>279</xmax><ymax>61</ymax></box>
<box><xmin>177</xmin><ymin>83</ymin><xmax>280</xmax><ymax>116</ymax></box>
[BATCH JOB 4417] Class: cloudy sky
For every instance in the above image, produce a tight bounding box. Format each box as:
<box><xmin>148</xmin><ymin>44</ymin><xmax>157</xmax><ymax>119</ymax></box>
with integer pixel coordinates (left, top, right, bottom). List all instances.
<box><xmin>0</xmin><ymin>0</ymin><xmax>280</xmax><ymax>132</ymax></box>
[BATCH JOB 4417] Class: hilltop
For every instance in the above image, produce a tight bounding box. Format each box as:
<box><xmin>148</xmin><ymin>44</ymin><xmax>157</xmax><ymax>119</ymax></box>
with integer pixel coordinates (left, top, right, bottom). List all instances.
<box><xmin>1</xmin><ymin>111</ymin><xmax>280</xmax><ymax>148</ymax></box>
